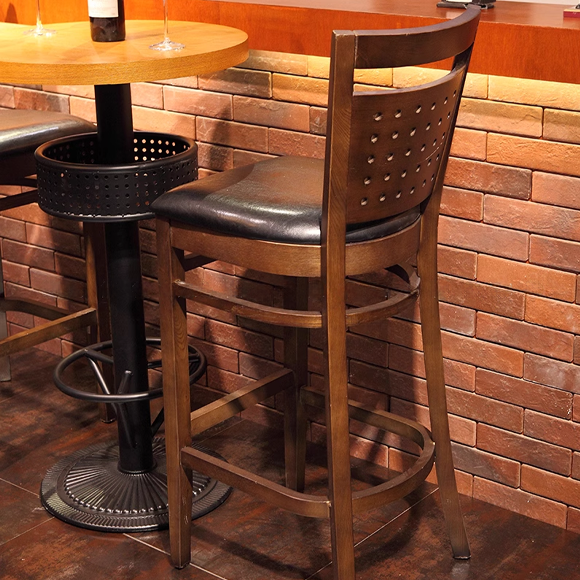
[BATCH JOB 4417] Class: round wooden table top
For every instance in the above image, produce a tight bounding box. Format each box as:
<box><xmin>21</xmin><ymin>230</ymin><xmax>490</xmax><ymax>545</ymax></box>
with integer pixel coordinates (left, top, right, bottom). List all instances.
<box><xmin>0</xmin><ymin>20</ymin><xmax>249</xmax><ymax>85</ymax></box>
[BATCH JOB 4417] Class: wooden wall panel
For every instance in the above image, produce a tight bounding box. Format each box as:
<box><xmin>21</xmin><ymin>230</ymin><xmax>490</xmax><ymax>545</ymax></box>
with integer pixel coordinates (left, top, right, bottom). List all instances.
<box><xmin>1</xmin><ymin>0</ymin><xmax>579</xmax><ymax>83</ymax></box>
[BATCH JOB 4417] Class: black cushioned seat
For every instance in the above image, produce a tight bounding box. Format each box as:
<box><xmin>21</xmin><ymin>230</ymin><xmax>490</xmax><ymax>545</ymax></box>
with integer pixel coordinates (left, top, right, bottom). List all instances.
<box><xmin>0</xmin><ymin>109</ymin><xmax>99</xmax><ymax>382</ymax></box>
<box><xmin>0</xmin><ymin>109</ymin><xmax>95</xmax><ymax>156</ymax></box>
<box><xmin>152</xmin><ymin>155</ymin><xmax>420</xmax><ymax>244</ymax></box>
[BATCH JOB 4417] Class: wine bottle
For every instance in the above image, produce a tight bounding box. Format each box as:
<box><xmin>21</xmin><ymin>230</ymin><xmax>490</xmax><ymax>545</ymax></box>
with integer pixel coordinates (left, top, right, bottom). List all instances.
<box><xmin>88</xmin><ymin>0</ymin><xmax>125</xmax><ymax>42</ymax></box>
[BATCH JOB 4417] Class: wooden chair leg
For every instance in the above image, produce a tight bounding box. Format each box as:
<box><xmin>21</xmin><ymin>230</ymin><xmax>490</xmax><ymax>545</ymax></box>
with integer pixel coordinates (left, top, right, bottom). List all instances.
<box><xmin>419</xmin><ymin>258</ymin><xmax>470</xmax><ymax>560</ymax></box>
<box><xmin>324</xmin><ymin>279</ymin><xmax>356</xmax><ymax>580</ymax></box>
<box><xmin>157</xmin><ymin>218</ymin><xmax>194</xmax><ymax>568</ymax></box>
<box><xmin>283</xmin><ymin>277</ymin><xmax>308</xmax><ymax>492</ymax></box>
<box><xmin>0</xmin><ymin>249</ymin><xmax>10</xmax><ymax>381</ymax></box>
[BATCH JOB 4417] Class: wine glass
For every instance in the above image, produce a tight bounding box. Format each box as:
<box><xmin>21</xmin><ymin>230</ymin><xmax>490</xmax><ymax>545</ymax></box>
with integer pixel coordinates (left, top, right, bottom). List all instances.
<box><xmin>23</xmin><ymin>0</ymin><xmax>56</xmax><ymax>37</ymax></box>
<box><xmin>150</xmin><ymin>0</ymin><xmax>184</xmax><ymax>51</ymax></box>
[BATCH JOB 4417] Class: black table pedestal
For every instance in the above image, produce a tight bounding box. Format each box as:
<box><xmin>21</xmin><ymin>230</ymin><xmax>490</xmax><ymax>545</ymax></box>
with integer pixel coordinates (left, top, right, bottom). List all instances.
<box><xmin>38</xmin><ymin>84</ymin><xmax>230</xmax><ymax>532</ymax></box>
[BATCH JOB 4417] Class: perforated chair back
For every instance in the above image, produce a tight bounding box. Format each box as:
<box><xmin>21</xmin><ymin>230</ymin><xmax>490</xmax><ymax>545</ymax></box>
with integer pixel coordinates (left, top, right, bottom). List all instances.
<box><xmin>324</xmin><ymin>8</ymin><xmax>479</xmax><ymax>236</ymax></box>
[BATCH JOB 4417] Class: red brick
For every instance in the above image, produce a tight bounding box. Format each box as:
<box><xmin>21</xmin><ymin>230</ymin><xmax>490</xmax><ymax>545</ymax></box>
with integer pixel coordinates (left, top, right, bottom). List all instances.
<box><xmin>2</xmin><ymin>261</ymin><xmax>29</xmax><ymax>287</ymax></box>
<box><xmin>30</xmin><ymin>269</ymin><xmax>86</xmax><ymax>303</ymax></box>
<box><xmin>473</xmin><ymin>477</ymin><xmax>567</xmax><ymax>528</ymax></box>
<box><xmin>2</xmin><ymin>198</ymin><xmax>51</xmax><ymax>226</ymax></box>
<box><xmin>25</xmin><ymin>224</ymin><xmax>82</xmax><ymax>257</ymax></box>
<box><xmin>524</xmin><ymin>353</ymin><xmax>580</xmax><ymax>393</ymax></box>
<box><xmin>0</xmin><ymin>216</ymin><xmax>26</xmax><ymax>242</ymax></box>
<box><xmin>478</xmin><ymin>423</ymin><xmax>571</xmax><ymax>475</ymax></box>
<box><xmin>190</xmin><ymin>337</ymin><xmax>239</xmax><ymax>374</ymax></box>
<box><xmin>131</xmin><ymin>82</ymin><xmax>163</xmax><ymax>109</ymax></box>
<box><xmin>442</xmin><ymin>331</ymin><xmax>524</xmax><ymax>377</ymax></box>
<box><xmin>390</xmin><ymin>397</ymin><xmax>476</xmax><ymax>446</ymax></box>
<box><xmin>455</xmin><ymin>470</ymin><xmax>474</xmax><ymax>496</ymax></box>
<box><xmin>438</xmin><ymin>303</ymin><xmax>474</xmax><ymax>336</ymax></box>
<box><xmin>439</xmin><ymin>274</ymin><xmax>525</xmax><ymax>319</ymax></box>
<box><xmin>457</xmin><ymin>98</ymin><xmax>542</xmax><ymax>137</ymax></box>
<box><xmin>207</xmin><ymin>365</ymin><xmax>251</xmax><ymax>395</ymax></box>
<box><xmin>388</xmin><ymin>448</ymin><xmax>437</xmax><ymax>484</ymax></box>
<box><xmin>199</xmin><ymin>68</ymin><xmax>272</xmax><ymax>98</ymax></box>
<box><xmin>6</xmin><ymin>311</ymin><xmax>33</xmax><ymax>327</ymax></box>
<box><xmin>4</xmin><ymin>282</ymin><xmax>56</xmax><ymax>307</ymax></box>
<box><xmin>478</xmin><ymin>255</ymin><xmax>577</xmax><ymax>302</ymax></box>
<box><xmin>55</xmin><ymin>254</ymin><xmax>86</xmax><ymax>281</ymax></box>
<box><xmin>355</xmin><ymin>317</ymin><xmax>423</xmax><ymax>351</ymax></box>
<box><xmin>268</xmin><ymin>128</ymin><xmax>326</xmax><ymax>158</ymax></box>
<box><xmin>452</xmin><ymin>442</ymin><xmax>520</xmax><ymax>487</ymax></box>
<box><xmin>239</xmin><ymin>352</ymin><xmax>283</xmax><ymax>380</ymax></box>
<box><xmin>14</xmin><ymin>87</ymin><xmax>69</xmax><ymax>112</ymax></box>
<box><xmin>522</xmin><ymin>464</ymin><xmax>580</xmax><ymax>508</ymax></box>
<box><xmin>345</xmin><ymin>332</ymin><xmax>388</xmax><ymax>368</ymax></box>
<box><xmin>573</xmin><ymin>452</ymin><xmax>580</xmax><ymax>480</ymax></box>
<box><xmin>567</xmin><ymin>507</ymin><xmax>580</xmax><ymax>533</ymax></box>
<box><xmin>525</xmin><ymin>410</ymin><xmax>580</xmax><ymax>451</ymax></box>
<box><xmin>50</xmin><ymin>216</ymin><xmax>82</xmax><ymax>236</ymax></box>
<box><xmin>344</xmin><ymin>386</ymin><xmax>391</xmax><ymax>446</ymax></box>
<box><xmin>204</xmin><ymin>268</ymin><xmax>275</xmax><ymax>307</ymax></box>
<box><xmin>243</xmin><ymin>50</ymin><xmax>308</xmax><ymax>75</ymax></box>
<box><xmin>476</xmin><ymin>368</ymin><xmax>573</xmax><ymax>419</ymax></box>
<box><xmin>437</xmin><ymin>246</ymin><xmax>477</xmax><ymax>280</ymax></box>
<box><xmin>440</xmin><ymin>186</ymin><xmax>483</xmax><ymax>221</ymax></box>
<box><xmin>533</xmin><ymin>172</ymin><xmax>580</xmax><ymax>211</ymax></box>
<box><xmin>444</xmin><ymin>158</ymin><xmax>531</xmax><ymax>200</ymax></box>
<box><xmin>530</xmin><ymin>235</ymin><xmax>580</xmax><ymax>273</ymax></box>
<box><xmin>142</xmin><ymin>276</ymin><xmax>159</xmax><ymax>303</ymax></box>
<box><xmin>310</xmin><ymin>107</ymin><xmax>327</xmax><ymax>135</ymax></box>
<box><xmin>444</xmin><ymin>359</ymin><xmax>476</xmax><ymax>391</ymax></box>
<box><xmin>0</xmin><ymin>85</ymin><xmax>14</xmax><ymax>108</ymax></box>
<box><xmin>132</xmin><ymin>106</ymin><xmax>196</xmax><ymax>136</ymax></box>
<box><xmin>447</xmin><ymin>387</ymin><xmax>523</xmax><ymax>432</ymax></box>
<box><xmin>526</xmin><ymin>295</ymin><xmax>580</xmax><ymax>334</ymax></box>
<box><xmin>272</xmin><ymin>74</ymin><xmax>328</xmax><ymax>106</ymax></box>
<box><xmin>449</xmin><ymin>127</ymin><xmax>486</xmax><ymax>161</ymax></box>
<box><xmin>196</xmin><ymin>117</ymin><xmax>268</xmax><ymax>152</ymax></box>
<box><xmin>389</xmin><ymin>345</ymin><xmax>425</xmax><ymax>378</ymax></box>
<box><xmin>439</xmin><ymin>216</ymin><xmax>528</xmax><ymax>261</ymax></box>
<box><xmin>485</xmin><ymin>195</ymin><xmax>580</xmax><ymax>242</ymax></box>
<box><xmin>349</xmin><ymin>360</ymin><xmax>428</xmax><ymax>404</ymax></box>
<box><xmin>576</xmin><ymin>337</ymin><xmax>580</xmax><ymax>365</ymax></box>
<box><xmin>43</xmin><ymin>84</ymin><xmax>94</xmax><ymax>98</ymax></box>
<box><xmin>488</xmin><ymin>133</ymin><xmax>580</xmax><ymax>178</ymax></box>
<box><xmin>2</xmin><ymin>240</ymin><xmax>54</xmax><ymax>271</ymax></box>
<box><xmin>164</xmin><ymin>86</ymin><xmax>233</xmax><ymax>119</ymax></box>
<box><xmin>233</xmin><ymin>96</ymin><xmax>309</xmax><ymax>131</ymax></box>
<box><xmin>388</xmin><ymin>344</ymin><xmax>475</xmax><ymax>391</ymax></box>
<box><xmin>197</xmin><ymin>142</ymin><xmax>234</xmax><ymax>172</ymax></box>
<box><xmin>544</xmin><ymin>108</ymin><xmax>580</xmax><ymax>145</ymax></box>
<box><xmin>69</xmin><ymin>96</ymin><xmax>96</xmax><ymax>123</ymax></box>
<box><xmin>349</xmin><ymin>435</ymin><xmax>389</xmax><ymax>465</ymax></box>
<box><xmin>477</xmin><ymin>312</ymin><xmax>573</xmax><ymax>361</ymax></box>
<box><xmin>205</xmin><ymin>319</ymin><xmax>273</xmax><ymax>360</ymax></box>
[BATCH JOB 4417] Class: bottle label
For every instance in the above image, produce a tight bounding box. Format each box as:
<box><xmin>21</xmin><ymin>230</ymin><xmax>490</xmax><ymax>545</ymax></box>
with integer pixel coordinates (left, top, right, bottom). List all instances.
<box><xmin>88</xmin><ymin>0</ymin><xmax>119</xmax><ymax>18</ymax></box>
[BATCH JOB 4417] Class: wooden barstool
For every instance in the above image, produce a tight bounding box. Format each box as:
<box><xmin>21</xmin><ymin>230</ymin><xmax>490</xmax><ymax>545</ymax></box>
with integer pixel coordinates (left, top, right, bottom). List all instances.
<box><xmin>153</xmin><ymin>7</ymin><xmax>480</xmax><ymax>579</ymax></box>
<box><xmin>0</xmin><ymin>109</ymin><xmax>108</xmax><ymax>381</ymax></box>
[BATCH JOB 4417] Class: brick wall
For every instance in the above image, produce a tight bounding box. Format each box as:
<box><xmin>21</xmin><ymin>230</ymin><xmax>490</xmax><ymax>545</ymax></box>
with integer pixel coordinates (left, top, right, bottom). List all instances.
<box><xmin>2</xmin><ymin>49</ymin><xmax>580</xmax><ymax>532</ymax></box>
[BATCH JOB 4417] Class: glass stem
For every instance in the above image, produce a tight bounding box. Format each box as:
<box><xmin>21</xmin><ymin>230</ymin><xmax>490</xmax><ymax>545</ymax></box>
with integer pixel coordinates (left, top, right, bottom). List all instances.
<box><xmin>163</xmin><ymin>0</ymin><xmax>169</xmax><ymax>42</ymax></box>
<box><xmin>35</xmin><ymin>0</ymin><xmax>42</xmax><ymax>30</ymax></box>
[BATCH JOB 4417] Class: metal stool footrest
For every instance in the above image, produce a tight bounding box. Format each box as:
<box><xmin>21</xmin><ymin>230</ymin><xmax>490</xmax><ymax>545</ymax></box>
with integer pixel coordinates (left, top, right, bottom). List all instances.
<box><xmin>53</xmin><ymin>337</ymin><xmax>206</xmax><ymax>438</ymax></box>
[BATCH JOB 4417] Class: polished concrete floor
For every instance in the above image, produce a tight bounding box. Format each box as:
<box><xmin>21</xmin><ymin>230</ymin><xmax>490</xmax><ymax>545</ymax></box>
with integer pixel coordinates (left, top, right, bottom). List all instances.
<box><xmin>1</xmin><ymin>349</ymin><xmax>580</xmax><ymax>580</ymax></box>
